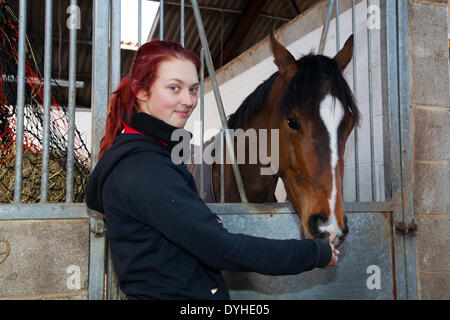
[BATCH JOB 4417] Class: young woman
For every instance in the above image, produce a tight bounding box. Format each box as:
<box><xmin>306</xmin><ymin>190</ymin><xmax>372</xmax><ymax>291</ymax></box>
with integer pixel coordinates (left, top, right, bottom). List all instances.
<box><xmin>85</xmin><ymin>40</ymin><xmax>339</xmax><ymax>300</ymax></box>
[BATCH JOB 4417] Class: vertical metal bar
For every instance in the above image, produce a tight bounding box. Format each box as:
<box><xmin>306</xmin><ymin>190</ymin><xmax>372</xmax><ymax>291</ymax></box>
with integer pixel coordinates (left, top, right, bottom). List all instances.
<box><xmin>91</xmin><ymin>0</ymin><xmax>110</xmax><ymax>168</ymax></box>
<box><xmin>352</xmin><ymin>0</ymin><xmax>360</xmax><ymax>202</ymax></box>
<box><xmin>106</xmin><ymin>244</ymin><xmax>116</xmax><ymax>300</ymax></box>
<box><xmin>380</xmin><ymin>0</ymin><xmax>406</xmax><ymax>300</ymax></box>
<box><xmin>199</xmin><ymin>48</ymin><xmax>205</xmax><ymax>199</ymax></box>
<box><xmin>110</xmin><ymin>0</ymin><xmax>121</xmax><ymax>93</ymax></box>
<box><xmin>335</xmin><ymin>0</ymin><xmax>340</xmax><ymax>51</ymax></box>
<box><xmin>138</xmin><ymin>0</ymin><xmax>142</xmax><ymax>47</ymax></box>
<box><xmin>318</xmin><ymin>0</ymin><xmax>336</xmax><ymax>54</ymax></box>
<box><xmin>160</xmin><ymin>0</ymin><xmax>164</xmax><ymax>40</ymax></box>
<box><xmin>220</xmin><ymin>130</ymin><xmax>225</xmax><ymax>202</ymax></box>
<box><xmin>13</xmin><ymin>0</ymin><xmax>27</xmax><ymax>203</ymax></box>
<box><xmin>190</xmin><ymin>0</ymin><xmax>248</xmax><ymax>202</ymax></box>
<box><xmin>180</xmin><ymin>0</ymin><xmax>185</xmax><ymax>46</ymax></box>
<box><xmin>397</xmin><ymin>0</ymin><xmax>418</xmax><ymax>300</ymax></box>
<box><xmin>89</xmin><ymin>0</ymin><xmax>110</xmax><ymax>300</ymax></box>
<box><xmin>40</xmin><ymin>0</ymin><xmax>52</xmax><ymax>203</ymax></box>
<box><xmin>367</xmin><ymin>0</ymin><xmax>376</xmax><ymax>201</ymax></box>
<box><xmin>106</xmin><ymin>0</ymin><xmax>122</xmax><ymax>300</ymax></box>
<box><xmin>66</xmin><ymin>0</ymin><xmax>78</xmax><ymax>203</ymax></box>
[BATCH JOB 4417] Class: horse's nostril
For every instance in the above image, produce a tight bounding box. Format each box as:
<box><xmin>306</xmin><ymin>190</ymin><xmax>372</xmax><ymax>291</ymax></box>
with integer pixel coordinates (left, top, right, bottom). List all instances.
<box><xmin>308</xmin><ymin>212</ymin><xmax>329</xmax><ymax>238</ymax></box>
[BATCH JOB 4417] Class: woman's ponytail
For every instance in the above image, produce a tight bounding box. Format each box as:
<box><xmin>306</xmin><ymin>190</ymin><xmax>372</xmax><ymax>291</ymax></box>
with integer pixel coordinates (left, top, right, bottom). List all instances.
<box><xmin>98</xmin><ymin>75</ymin><xmax>136</xmax><ymax>159</ymax></box>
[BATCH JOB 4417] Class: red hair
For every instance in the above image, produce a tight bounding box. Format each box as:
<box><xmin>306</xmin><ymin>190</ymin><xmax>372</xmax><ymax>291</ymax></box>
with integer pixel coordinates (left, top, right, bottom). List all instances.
<box><xmin>98</xmin><ymin>40</ymin><xmax>200</xmax><ymax>159</ymax></box>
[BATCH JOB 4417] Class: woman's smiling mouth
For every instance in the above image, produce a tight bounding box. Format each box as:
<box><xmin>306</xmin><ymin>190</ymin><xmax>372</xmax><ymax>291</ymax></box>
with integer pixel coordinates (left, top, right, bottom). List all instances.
<box><xmin>175</xmin><ymin>111</ymin><xmax>189</xmax><ymax>118</ymax></box>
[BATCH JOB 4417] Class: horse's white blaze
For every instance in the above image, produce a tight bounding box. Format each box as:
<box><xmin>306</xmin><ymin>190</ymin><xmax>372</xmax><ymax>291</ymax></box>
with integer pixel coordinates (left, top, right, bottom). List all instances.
<box><xmin>318</xmin><ymin>94</ymin><xmax>344</xmax><ymax>241</ymax></box>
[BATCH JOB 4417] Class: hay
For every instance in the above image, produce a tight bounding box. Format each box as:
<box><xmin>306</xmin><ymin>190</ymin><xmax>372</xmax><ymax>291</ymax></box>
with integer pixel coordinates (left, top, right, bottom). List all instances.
<box><xmin>0</xmin><ymin>146</ymin><xmax>90</xmax><ymax>203</ymax></box>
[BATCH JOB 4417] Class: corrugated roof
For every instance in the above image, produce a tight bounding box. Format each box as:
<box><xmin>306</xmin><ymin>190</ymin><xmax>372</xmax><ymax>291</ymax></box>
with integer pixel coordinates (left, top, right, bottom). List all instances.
<box><xmin>7</xmin><ymin>0</ymin><xmax>321</xmax><ymax>109</ymax></box>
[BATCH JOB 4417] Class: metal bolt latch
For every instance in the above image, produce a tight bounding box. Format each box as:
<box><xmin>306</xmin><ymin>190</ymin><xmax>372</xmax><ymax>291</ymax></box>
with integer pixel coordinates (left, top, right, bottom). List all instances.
<box><xmin>407</xmin><ymin>219</ymin><xmax>418</xmax><ymax>236</ymax></box>
<box><xmin>90</xmin><ymin>217</ymin><xmax>106</xmax><ymax>236</ymax></box>
<box><xmin>395</xmin><ymin>219</ymin><xmax>418</xmax><ymax>237</ymax></box>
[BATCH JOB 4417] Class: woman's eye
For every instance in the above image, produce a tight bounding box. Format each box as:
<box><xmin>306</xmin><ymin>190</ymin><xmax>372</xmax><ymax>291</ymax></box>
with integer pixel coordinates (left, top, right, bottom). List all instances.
<box><xmin>287</xmin><ymin>117</ymin><xmax>300</xmax><ymax>130</ymax></box>
<box><xmin>189</xmin><ymin>87</ymin><xmax>198</xmax><ymax>94</ymax></box>
<box><xmin>169</xmin><ymin>86</ymin><xmax>179</xmax><ymax>92</ymax></box>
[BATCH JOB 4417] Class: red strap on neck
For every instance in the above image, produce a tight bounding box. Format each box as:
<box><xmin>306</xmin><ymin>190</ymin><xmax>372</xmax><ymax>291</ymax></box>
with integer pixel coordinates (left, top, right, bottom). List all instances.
<box><xmin>122</xmin><ymin>121</ymin><xmax>168</xmax><ymax>147</ymax></box>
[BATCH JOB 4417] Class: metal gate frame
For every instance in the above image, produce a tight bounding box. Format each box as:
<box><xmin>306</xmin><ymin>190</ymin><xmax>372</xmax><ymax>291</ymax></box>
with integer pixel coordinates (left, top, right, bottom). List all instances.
<box><xmin>0</xmin><ymin>0</ymin><xmax>417</xmax><ymax>300</ymax></box>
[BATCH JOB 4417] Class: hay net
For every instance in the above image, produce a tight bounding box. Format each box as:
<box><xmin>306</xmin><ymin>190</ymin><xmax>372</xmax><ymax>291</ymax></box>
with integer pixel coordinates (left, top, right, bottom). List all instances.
<box><xmin>0</xmin><ymin>0</ymin><xmax>90</xmax><ymax>203</ymax></box>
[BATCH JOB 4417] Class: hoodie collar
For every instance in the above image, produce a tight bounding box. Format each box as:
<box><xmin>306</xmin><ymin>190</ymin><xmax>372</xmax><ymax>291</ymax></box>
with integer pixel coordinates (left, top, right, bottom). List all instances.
<box><xmin>122</xmin><ymin>112</ymin><xmax>192</xmax><ymax>150</ymax></box>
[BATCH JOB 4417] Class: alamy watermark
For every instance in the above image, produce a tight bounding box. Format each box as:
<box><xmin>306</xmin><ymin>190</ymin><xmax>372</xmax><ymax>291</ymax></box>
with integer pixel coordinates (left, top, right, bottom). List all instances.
<box><xmin>171</xmin><ymin>123</ymin><xmax>279</xmax><ymax>176</ymax></box>
<box><xmin>366</xmin><ymin>265</ymin><xmax>381</xmax><ymax>290</ymax></box>
<box><xmin>66</xmin><ymin>5</ymin><xmax>81</xmax><ymax>30</ymax></box>
<box><xmin>66</xmin><ymin>264</ymin><xmax>81</xmax><ymax>290</ymax></box>
<box><xmin>367</xmin><ymin>5</ymin><xmax>380</xmax><ymax>30</ymax></box>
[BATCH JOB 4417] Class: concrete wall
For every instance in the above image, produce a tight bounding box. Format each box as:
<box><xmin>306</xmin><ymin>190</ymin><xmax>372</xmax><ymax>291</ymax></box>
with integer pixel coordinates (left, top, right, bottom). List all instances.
<box><xmin>0</xmin><ymin>220</ymin><xmax>89</xmax><ymax>299</ymax></box>
<box><xmin>408</xmin><ymin>0</ymin><xmax>450</xmax><ymax>300</ymax></box>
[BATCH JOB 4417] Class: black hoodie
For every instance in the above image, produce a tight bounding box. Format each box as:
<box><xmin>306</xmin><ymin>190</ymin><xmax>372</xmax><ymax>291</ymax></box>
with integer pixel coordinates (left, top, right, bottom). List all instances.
<box><xmin>85</xmin><ymin>112</ymin><xmax>332</xmax><ymax>300</ymax></box>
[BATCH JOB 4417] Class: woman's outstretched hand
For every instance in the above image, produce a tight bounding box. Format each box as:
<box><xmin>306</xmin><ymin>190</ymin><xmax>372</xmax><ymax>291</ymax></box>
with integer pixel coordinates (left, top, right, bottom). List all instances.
<box><xmin>326</xmin><ymin>243</ymin><xmax>340</xmax><ymax>268</ymax></box>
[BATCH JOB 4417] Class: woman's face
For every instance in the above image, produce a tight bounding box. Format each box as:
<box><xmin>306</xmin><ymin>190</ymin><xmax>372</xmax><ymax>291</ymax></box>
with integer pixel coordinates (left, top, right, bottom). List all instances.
<box><xmin>137</xmin><ymin>58</ymin><xmax>199</xmax><ymax>128</ymax></box>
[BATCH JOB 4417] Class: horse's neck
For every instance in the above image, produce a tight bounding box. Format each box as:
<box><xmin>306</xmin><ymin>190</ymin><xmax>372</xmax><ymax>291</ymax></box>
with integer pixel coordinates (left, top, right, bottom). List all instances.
<box><xmin>212</xmin><ymin>104</ymin><xmax>279</xmax><ymax>203</ymax></box>
<box><xmin>213</xmin><ymin>161</ymin><xmax>279</xmax><ymax>203</ymax></box>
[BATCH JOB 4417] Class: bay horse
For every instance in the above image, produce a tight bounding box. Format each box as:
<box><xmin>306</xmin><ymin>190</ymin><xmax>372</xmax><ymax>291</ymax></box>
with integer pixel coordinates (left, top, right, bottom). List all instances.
<box><xmin>189</xmin><ymin>33</ymin><xmax>360</xmax><ymax>248</ymax></box>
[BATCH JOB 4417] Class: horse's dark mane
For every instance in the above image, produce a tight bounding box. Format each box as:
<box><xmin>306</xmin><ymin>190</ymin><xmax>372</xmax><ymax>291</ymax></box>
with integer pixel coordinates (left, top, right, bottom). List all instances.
<box><xmin>227</xmin><ymin>54</ymin><xmax>360</xmax><ymax>129</ymax></box>
<box><xmin>227</xmin><ymin>72</ymin><xmax>279</xmax><ymax>129</ymax></box>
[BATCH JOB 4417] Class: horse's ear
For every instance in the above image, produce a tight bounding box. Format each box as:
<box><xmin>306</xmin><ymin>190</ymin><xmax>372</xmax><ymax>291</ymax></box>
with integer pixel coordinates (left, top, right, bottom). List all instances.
<box><xmin>270</xmin><ymin>31</ymin><xmax>297</xmax><ymax>82</ymax></box>
<box><xmin>333</xmin><ymin>35</ymin><xmax>354</xmax><ymax>71</ymax></box>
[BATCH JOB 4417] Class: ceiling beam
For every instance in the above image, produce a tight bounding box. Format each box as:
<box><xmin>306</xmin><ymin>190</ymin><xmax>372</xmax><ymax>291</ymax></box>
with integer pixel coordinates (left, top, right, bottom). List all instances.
<box><xmin>214</xmin><ymin>0</ymin><xmax>269</xmax><ymax>68</ymax></box>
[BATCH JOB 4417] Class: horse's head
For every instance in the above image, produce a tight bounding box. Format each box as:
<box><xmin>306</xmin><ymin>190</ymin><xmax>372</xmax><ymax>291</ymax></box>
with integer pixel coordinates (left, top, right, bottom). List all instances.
<box><xmin>269</xmin><ymin>33</ymin><xmax>360</xmax><ymax>247</ymax></box>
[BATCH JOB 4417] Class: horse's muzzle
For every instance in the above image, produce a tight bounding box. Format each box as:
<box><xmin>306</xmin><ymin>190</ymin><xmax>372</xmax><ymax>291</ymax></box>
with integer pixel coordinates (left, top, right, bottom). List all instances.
<box><xmin>308</xmin><ymin>213</ymin><xmax>349</xmax><ymax>248</ymax></box>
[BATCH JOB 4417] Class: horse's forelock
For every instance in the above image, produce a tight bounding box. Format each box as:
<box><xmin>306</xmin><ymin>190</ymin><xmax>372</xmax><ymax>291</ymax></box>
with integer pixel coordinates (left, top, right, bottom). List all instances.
<box><xmin>278</xmin><ymin>54</ymin><xmax>359</xmax><ymax>124</ymax></box>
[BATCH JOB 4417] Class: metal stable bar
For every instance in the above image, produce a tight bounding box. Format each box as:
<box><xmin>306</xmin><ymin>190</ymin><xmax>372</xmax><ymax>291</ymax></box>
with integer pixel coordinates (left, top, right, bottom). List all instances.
<box><xmin>318</xmin><ymin>0</ymin><xmax>336</xmax><ymax>54</ymax></box>
<box><xmin>0</xmin><ymin>200</ymin><xmax>394</xmax><ymax>220</ymax></box>
<box><xmin>160</xmin><ymin>0</ymin><xmax>164</xmax><ymax>40</ymax></box>
<box><xmin>220</xmin><ymin>130</ymin><xmax>225</xmax><ymax>202</ymax></box>
<box><xmin>13</xmin><ymin>0</ymin><xmax>27</xmax><ymax>203</ymax></box>
<box><xmin>180</xmin><ymin>0</ymin><xmax>185</xmax><ymax>46</ymax></box>
<box><xmin>380</xmin><ymin>0</ymin><xmax>406</xmax><ymax>300</ymax></box>
<box><xmin>110</xmin><ymin>0</ymin><xmax>121</xmax><ymax>93</ymax></box>
<box><xmin>89</xmin><ymin>0</ymin><xmax>110</xmax><ymax>300</ymax></box>
<box><xmin>40</xmin><ymin>0</ymin><xmax>53</xmax><ymax>203</ymax></box>
<box><xmin>199</xmin><ymin>48</ymin><xmax>205</xmax><ymax>199</ymax></box>
<box><xmin>107</xmin><ymin>0</ymin><xmax>122</xmax><ymax>301</ymax></box>
<box><xmin>397</xmin><ymin>0</ymin><xmax>418</xmax><ymax>300</ymax></box>
<box><xmin>335</xmin><ymin>0</ymin><xmax>340</xmax><ymax>51</ymax></box>
<box><xmin>367</xmin><ymin>0</ymin><xmax>377</xmax><ymax>201</ymax></box>
<box><xmin>0</xmin><ymin>203</ymin><xmax>89</xmax><ymax>219</ymax></box>
<box><xmin>352</xmin><ymin>0</ymin><xmax>360</xmax><ymax>202</ymax></box>
<box><xmin>66</xmin><ymin>0</ymin><xmax>78</xmax><ymax>203</ymax></box>
<box><xmin>138</xmin><ymin>0</ymin><xmax>142</xmax><ymax>47</ymax></box>
<box><xmin>190</xmin><ymin>0</ymin><xmax>248</xmax><ymax>203</ymax></box>
<box><xmin>208</xmin><ymin>201</ymin><xmax>394</xmax><ymax>216</ymax></box>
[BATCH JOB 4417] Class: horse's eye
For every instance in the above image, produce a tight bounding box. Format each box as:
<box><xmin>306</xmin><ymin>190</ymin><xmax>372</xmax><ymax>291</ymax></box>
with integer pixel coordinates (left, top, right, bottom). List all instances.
<box><xmin>287</xmin><ymin>117</ymin><xmax>300</xmax><ymax>130</ymax></box>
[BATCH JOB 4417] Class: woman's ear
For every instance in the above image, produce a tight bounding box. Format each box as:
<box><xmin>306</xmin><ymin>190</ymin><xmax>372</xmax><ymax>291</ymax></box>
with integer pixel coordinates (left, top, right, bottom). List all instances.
<box><xmin>135</xmin><ymin>89</ymin><xmax>150</xmax><ymax>102</ymax></box>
